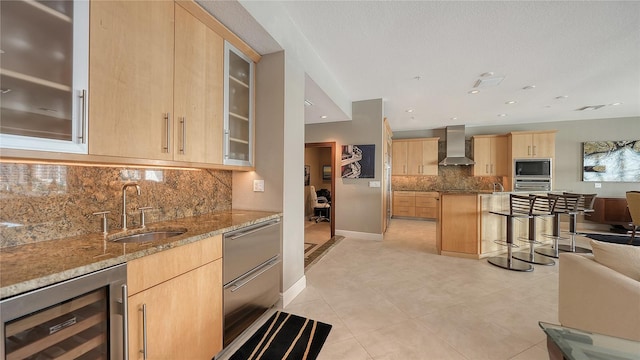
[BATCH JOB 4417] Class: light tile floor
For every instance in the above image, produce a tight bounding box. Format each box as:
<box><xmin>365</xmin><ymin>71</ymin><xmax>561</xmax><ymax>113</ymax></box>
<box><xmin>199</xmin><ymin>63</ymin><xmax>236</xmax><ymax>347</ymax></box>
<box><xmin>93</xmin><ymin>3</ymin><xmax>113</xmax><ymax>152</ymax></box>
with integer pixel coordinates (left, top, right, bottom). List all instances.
<box><xmin>285</xmin><ymin>219</ymin><xmax>592</xmax><ymax>360</ymax></box>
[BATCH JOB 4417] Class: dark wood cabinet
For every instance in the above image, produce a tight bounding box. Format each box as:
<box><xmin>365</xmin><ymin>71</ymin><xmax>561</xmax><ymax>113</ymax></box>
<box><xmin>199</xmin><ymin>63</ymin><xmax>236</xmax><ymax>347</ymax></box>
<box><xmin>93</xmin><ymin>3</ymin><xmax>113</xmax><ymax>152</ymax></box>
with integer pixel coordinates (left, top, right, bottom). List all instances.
<box><xmin>589</xmin><ymin>197</ymin><xmax>632</xmax><ymax>229</ymax></box>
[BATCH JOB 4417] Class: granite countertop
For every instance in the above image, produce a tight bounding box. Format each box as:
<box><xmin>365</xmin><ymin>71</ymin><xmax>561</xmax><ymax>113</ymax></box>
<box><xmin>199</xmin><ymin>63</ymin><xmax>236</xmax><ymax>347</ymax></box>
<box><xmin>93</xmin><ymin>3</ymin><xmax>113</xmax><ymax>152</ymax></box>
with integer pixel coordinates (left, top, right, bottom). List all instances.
<box><xmin>0</xmin><ymin>209</ymin><xmax>281</xmax><ymax>299</ymax></box>
<box><xmin>395</xmin><ymin>189</ymin><xmax>509</xmax><ymax>194</ymax></box>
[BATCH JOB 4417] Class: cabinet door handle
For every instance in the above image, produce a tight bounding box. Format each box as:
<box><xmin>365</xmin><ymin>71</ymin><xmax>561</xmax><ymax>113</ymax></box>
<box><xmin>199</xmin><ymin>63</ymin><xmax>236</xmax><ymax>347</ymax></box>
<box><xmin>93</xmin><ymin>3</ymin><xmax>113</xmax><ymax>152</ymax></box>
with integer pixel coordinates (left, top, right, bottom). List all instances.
<box><xmin>486</xmin><ymin>164</ymin><xmax>489</xmax><ymax>174</ymax></box>
<box><xmin>180</xmin><ymin>117</ymin><xmax>186</xmax><ymax>154</ymax></box>
<box><xmin>224</xmin><ymin>129</ymin><xmax>229</xmax><ymax>159</ymax></box>
<box><xmin>122</xmin><ymin>285</ymin><xmax>129</xmax><ymax>360</ymax></box>
<box><xmin>532</xmin><ymin>145</ymin><xmax>537</xmax><ymax>156</ymax></box>
<box><xmin>140</xmin><ymin>304</ymin><xmax>148</xmax><ymax>360</ymax></box>
<box><xmin>163</xmin><ymin>113</ymin><xmax>171</xmax><ymax>153</ymax></box>
<box><xmin>528</xmin><ymin>145</ymin><xmax>531</xmax><ymax>156</ymax></box>
<box><xmin>490</xmin><ymin>164</ymin><xmax>494</xmax><ymax>174</ymax></box>
<box><xmin>78</xmin><ymin>90</ymin><xmax>87</xmax><ymax>144</ymax></box>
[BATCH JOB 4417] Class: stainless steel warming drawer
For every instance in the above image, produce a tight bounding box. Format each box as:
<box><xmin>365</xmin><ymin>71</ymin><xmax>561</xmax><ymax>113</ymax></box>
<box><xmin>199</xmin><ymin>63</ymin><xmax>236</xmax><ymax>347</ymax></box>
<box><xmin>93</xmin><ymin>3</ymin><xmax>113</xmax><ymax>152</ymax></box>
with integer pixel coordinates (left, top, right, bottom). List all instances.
<box><xmin>223</xmin><ymin>218</ymin><xmax>281</xmax><ymax>347</ymax></box>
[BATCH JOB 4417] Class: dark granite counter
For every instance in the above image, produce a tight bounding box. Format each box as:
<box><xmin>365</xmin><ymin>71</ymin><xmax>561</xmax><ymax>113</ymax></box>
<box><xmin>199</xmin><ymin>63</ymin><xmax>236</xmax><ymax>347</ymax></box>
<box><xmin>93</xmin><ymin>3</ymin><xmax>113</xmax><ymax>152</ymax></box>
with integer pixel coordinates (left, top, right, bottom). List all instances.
<box><xmin>0</xmin><ymin>209</ymin><xmax>281</xmax><ymax>299</ymax></box>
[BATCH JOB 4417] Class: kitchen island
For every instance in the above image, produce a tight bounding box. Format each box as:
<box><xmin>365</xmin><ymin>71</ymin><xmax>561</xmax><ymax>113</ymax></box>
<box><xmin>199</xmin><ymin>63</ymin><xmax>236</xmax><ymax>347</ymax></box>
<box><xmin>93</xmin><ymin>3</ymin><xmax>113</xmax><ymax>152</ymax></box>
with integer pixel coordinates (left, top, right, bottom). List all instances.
<box><xmin>436</xmin><ymin>191</ymin><xmax>553</xmax><ymax>259</ymax></box>
<box><xmin>0</xmin><ymin>209</ymin><xmax>281</xmax><ymax>299</ymax></box>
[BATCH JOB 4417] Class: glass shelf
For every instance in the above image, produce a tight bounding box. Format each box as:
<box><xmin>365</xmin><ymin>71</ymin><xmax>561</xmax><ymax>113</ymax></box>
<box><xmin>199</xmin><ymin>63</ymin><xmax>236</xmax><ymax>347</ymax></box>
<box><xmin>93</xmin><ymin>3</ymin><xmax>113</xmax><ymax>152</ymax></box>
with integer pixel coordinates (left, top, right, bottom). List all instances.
<box><xmin>0</xmin><ymin>0</ymin><xmax>88</xmax><ymax>153</ymax></box>
<box><xmin>224</xmin><ymin>42</ymin><xmax>253</xmax><ymax>166</ymax></box>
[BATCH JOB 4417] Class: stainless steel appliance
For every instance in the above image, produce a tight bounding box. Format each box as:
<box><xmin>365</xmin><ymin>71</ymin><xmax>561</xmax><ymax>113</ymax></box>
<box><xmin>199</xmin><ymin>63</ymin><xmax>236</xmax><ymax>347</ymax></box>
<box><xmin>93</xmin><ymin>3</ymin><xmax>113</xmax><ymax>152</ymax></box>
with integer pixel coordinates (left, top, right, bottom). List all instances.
<box><xmin>514</xmin><ymin>158</ymin><xmax>552</xmax><ymax>178</ymax></box>
<box><xmin>223</xmin><ymin>218</ymin><xmax>281</xmax><ymax>347</ymax></box>
<box><xmin>514</xmin><ymin>158</ymin><xmax>552</xmax><ymax>191</ymax></box>
<box><xmin>1</xmin><ymin>264</ymin><xmax>127</xmax><ymax>359</ymax></box>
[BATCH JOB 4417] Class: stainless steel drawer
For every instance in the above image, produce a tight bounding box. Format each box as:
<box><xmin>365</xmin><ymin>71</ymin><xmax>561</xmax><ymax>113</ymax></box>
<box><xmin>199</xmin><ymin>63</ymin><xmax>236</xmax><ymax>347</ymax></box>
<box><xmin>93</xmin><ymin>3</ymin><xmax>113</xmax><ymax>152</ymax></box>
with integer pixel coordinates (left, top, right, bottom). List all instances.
<box><xmin>223</xmin><ymin>257</ymin><xmax>280</xmax><ymax>346</ymax></box>
<box><xmin>223</xmin><ymin>219</ymin><xmax>280</xmax><ymax>285</ymax></box>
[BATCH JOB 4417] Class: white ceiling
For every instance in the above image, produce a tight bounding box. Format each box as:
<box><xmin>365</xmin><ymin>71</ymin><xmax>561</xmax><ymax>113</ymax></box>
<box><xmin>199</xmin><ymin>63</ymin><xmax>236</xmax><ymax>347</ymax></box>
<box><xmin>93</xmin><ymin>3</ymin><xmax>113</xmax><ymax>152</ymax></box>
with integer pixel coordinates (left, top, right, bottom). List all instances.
<box><xmin>203</xmin><ymin>1</ymin><xmax>640</xmax><ymax>132</ymax></box>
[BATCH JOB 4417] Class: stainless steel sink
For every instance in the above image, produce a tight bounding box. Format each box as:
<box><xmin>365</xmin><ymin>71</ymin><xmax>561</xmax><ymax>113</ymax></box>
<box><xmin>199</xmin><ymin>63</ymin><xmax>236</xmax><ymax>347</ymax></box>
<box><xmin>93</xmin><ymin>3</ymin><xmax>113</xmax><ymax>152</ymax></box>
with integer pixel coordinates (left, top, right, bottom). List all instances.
<box><xmin>110</xmin><ymin>229</ymin><xmax>187</xmax><ymax>243</ymax></box>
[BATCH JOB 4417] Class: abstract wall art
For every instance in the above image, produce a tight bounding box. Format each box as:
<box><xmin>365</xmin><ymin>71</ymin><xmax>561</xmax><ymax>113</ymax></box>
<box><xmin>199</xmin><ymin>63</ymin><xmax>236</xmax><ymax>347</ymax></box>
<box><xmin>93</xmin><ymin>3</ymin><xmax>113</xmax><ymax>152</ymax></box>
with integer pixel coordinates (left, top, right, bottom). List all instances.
<box><xmin>583</xmin><ymin>140</ymin><xmax>640</xmax><ymax>182</ymax></box>
<box><xmin>341</xmin><ymin>144</ymin><xmax>375</xmax><ymax>179</ymax></box>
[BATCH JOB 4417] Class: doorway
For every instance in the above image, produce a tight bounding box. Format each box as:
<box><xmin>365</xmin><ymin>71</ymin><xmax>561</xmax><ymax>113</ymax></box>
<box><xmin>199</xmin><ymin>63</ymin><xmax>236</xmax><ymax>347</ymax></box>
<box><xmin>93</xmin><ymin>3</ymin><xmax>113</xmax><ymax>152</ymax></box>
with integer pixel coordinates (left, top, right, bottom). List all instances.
<box><xmin>304</xmin><ymin>142</ymin><xmax>336</xmax><ymax>265</ymax></box>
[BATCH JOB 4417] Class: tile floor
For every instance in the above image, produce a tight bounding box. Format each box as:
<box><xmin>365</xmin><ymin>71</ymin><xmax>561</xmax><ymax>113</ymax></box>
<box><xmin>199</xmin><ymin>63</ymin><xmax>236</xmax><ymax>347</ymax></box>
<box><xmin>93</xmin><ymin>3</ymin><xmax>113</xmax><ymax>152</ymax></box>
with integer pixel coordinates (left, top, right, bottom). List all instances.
<box><xmin>285</xmin><ymin>218</ymin><xmax>594</xmax><ymax>360</ymax></box>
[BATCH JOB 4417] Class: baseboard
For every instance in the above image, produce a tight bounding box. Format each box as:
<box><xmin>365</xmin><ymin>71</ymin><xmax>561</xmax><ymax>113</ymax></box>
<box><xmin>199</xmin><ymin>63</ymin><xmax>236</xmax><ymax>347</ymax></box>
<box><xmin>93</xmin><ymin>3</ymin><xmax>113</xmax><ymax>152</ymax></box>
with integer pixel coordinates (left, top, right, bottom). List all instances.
<box><xmin>335</xmin><ymin>229</ymin><xmax>383</xmax><ymax>241</ymax></box>
<box><xmin>281</xmin><ymin>275</ymin><xmax>306</xmax><ymax>307</ymax></box>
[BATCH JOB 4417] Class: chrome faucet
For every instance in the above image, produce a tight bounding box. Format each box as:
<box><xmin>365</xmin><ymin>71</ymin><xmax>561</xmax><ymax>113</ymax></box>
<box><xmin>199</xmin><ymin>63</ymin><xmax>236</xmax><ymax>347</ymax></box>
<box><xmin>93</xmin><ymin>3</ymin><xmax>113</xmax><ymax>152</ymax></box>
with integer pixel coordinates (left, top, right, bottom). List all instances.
<box><xmin>122</xmin><ymin>182</ymin><xmax>141</xmax><ymax>230</ymax></box>
<box><xmin>493</xmin><ymin>182</ymin><xmax>505</xmax><ymax>192</ymax></box>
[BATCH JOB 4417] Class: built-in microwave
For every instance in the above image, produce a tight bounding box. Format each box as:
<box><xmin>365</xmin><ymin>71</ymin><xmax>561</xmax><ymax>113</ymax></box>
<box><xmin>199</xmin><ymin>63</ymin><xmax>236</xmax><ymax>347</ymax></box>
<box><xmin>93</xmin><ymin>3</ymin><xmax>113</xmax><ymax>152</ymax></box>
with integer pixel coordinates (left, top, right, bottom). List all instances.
<box><xmin>514</xmin><ymin>158</ymin><xmax>552</xmax><ymax>178</ymax></box>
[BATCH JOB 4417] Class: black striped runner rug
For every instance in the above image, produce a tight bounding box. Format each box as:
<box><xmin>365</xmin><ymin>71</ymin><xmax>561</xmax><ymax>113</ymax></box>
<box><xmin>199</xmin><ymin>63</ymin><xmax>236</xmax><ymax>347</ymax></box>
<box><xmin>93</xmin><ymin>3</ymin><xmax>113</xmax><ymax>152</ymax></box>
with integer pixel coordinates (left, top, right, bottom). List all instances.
<box><xmin>229</xmin><ymin>311</ymin><xmax>332</xmax><ymax>360</ymax></box>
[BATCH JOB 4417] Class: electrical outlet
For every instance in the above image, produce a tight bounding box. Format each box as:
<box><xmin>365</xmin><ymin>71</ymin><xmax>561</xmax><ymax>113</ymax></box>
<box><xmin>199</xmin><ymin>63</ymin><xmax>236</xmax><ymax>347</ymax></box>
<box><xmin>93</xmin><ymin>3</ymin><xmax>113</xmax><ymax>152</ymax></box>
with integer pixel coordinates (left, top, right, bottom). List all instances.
<box><xmin>253</xmin><ymin>179</ymin><xmax>265</xmax><ymax>192</ymax></box>
<box><xmin>369</xmin><ymin>181</ymin><xmax>381</xmax><ymax>188</ymax></box>
<box><xmin>594</xmin><ymin>183</ymin><xmax>602</xmax><ymax>188</ymax></box>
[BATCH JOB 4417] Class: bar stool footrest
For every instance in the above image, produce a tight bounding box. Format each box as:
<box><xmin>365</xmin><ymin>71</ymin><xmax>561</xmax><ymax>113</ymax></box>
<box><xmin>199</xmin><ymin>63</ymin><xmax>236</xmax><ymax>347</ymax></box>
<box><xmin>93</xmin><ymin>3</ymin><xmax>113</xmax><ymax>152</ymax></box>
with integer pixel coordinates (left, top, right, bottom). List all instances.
<box><xmin>493</xmin><ymin>240</ymin><xmax>519</xmax><ymax>248</ymax></box>
<box><xmin>517</xmin><ymin>236</ymin><xmax>543</xmax><ymax>245</ymax></box>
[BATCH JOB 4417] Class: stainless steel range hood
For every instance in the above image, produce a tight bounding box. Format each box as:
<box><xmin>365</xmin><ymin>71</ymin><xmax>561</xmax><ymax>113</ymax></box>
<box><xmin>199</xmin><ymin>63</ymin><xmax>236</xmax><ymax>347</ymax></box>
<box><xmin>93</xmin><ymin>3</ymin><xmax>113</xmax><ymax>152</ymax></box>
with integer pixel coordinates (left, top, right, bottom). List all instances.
<box><xmin>439</xmin><ymin>125</ymin><xmax>475</xmax><ymax>166</ymax></box>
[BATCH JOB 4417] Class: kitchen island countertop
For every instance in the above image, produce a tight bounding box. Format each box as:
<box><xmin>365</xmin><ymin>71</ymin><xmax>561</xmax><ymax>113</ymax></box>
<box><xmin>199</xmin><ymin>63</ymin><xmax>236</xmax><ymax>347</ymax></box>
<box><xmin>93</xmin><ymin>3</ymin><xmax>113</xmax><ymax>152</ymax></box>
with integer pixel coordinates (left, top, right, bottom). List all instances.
<box><xmin>0</xmin><ymin>209</ymin><xmax>281</xmax><ymax>299</ymax></box>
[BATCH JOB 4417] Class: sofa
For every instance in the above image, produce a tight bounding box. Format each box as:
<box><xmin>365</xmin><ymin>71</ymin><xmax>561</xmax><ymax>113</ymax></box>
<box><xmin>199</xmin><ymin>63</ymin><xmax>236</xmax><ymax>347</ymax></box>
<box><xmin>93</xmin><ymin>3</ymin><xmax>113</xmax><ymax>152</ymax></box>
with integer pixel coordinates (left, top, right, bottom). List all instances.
<box><xmin>558</xmin><ymin>241</ymin><xmax>640</xmax><ymax>342</ymax></box>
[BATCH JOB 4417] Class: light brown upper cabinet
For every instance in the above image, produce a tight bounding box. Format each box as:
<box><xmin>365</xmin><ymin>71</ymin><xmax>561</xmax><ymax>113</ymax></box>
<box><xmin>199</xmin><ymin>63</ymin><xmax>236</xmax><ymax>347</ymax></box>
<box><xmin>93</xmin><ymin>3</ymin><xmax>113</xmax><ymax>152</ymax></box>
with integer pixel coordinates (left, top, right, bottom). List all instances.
<box><xmin>392</xmin><ymin>141</ymin><xmax>409</xmax><ymax>175</ymax></box>
<box><xmin>89</xmin><ymin>0</ymin><xmax>175</xmax><ymax>160</ymax></box>
<box><xmin>472</xmin><ymin>135</ymin><xmax>507</xmax><ymax>176</ymax></box>
<box><xmin>392</xmin><ymin>138</ymin><xmax>439</xmax><ymax>176</ymax></box>
<box><xmin>509</xmin><ymin>131</ymin><xmax>556</xmax><ymax>158</ymax></box>
<box><xmin>174</xmin><ymin>5</ymin><xmax>224</xmax><ymax>164</ymax></box>
<box><xmin>89</xmin><ymin>2</ymin><xmax>224</xmax><ymax>164</ymax></box>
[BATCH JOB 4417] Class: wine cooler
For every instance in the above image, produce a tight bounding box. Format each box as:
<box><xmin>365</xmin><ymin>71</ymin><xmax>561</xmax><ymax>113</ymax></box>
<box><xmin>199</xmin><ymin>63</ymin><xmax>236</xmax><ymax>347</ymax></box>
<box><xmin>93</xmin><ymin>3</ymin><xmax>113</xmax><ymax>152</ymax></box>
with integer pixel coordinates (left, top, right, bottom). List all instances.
<box><xmin>1</xmin><ymin>264</ymin><xmax>127</xmax><ymax>360</ymax></box>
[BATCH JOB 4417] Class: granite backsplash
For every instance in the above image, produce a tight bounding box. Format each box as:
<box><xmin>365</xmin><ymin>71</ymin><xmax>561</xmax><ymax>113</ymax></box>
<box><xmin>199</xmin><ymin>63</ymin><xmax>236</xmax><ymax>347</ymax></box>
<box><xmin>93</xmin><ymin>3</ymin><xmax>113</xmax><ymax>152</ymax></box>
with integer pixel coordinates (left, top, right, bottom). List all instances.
<box><xmin>392</xmin><ymin>165</ymin><xmax>504</xmax><ymax>191</ymax></box>
<box><xmin>0</xmin><ymin>163</ymin><xmax>232</xmax><ymax>248</ymax></box>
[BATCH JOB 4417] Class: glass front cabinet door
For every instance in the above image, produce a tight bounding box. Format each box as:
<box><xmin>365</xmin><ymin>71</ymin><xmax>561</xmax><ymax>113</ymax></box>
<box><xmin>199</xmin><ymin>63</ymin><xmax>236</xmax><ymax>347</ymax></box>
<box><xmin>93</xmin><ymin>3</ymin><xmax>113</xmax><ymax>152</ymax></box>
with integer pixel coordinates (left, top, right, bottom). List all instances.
<box><xmin>0</xmin><ymin>0</ymin><xmax>89</xmax><ymax>153</ymax></box>
<box><xmin>223</xmin><ymin>41</ymin><xmax>254</xmax><ymax>167</ymax></box>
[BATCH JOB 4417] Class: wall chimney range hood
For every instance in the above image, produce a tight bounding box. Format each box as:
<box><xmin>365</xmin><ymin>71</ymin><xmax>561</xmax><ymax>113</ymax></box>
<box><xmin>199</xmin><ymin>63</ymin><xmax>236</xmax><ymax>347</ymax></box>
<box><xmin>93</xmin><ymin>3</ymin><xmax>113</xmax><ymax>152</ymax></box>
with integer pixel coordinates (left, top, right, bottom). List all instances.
<box><xmin>439</xmin><ymin>125</ymin><xmax>475</xmax><ymax>166</ymax></box>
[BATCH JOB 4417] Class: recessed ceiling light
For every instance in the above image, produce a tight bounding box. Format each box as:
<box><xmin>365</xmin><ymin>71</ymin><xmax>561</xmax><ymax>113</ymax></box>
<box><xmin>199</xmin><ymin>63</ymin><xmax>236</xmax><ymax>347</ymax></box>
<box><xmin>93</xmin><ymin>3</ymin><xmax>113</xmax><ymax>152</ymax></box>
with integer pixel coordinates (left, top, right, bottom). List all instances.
<box><xmin>468</xmin><ymin>90</ymin><xmax>480</xmax><ymax>94</ymax></box>
<box><xmin>406</xmin><ymin>109</ymin><xmax>414</xmax><ymax>113</ymax></box>
<box><xmin>610</xmin><ymin>102</ymin><xmax>622</xmax><ymax>106</ymax></box>
<box><xmin>304</xmin><ymin>99</ymin><xmax>313</xmax><ymax>106</ymax></box>
<box><xmin>505</xmin><ymin>100</ymin><xmax>517</xmax><ymax>105</ymax></box>
<box><xmin>555</xmin><ymin>95</ymin><xmax>568</xmax><ymax>100</ymax></box>
<box><xmin>497</xmin><ymin>113</ymin><xmax>507</xmax><ymax>117</ymax></box>
<box><xmin>480</xmin><ymin>72</ymin><xmax>494</xmax><ymax>77</ymax></box>
<box><xmin>320</xmin><ymin>115</ymin><xmax>328</xmax><ymax>119</ymax></box>
<box><xmin>522</xmin><ymin>85</ymin><xmax>536</xmax><ymax>90</ymax></box>
<box><xmin>450</xmin><ymin>117</ymin><xmax>458</xmax><ymax>121</ymax></box>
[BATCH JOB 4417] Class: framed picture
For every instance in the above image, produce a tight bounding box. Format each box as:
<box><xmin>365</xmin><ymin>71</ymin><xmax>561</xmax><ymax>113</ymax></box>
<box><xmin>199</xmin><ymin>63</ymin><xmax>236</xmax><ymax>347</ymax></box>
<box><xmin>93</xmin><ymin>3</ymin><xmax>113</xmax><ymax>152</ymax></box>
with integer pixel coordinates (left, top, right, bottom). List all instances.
<box><xmin>583</xmin><ymin>140</ymin><xmax>640</xmax><ymax>182</ymax></box>
<box><xmin>341</xmin><ymin>144</ymin><xmax>375</xmax><ymax>178</ymax></box>
<box><xmin>322</xmin><ymin>165</ymin><xmax>331</xmax><ymax>181</ymax></box>
<box><xmin>304</xmin><ymin>165</ymin><xmax>310</xmax><ymax>186</ymax></box>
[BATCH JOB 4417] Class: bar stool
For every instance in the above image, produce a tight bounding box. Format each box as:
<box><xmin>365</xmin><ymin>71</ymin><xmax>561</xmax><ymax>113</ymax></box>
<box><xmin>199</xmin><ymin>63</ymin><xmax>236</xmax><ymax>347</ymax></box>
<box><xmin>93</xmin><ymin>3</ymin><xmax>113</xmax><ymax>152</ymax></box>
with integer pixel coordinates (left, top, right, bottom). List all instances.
<box><xmin>536</xmin><ymin>193</ymin><xmax>581</xmax><ymax>259</ymax></box>
<box><xmin>513</xmin><ymin>194</ymin><xmax>558</xmax><ymax>266</ymax></box>
<box><xmin>487</xmin><ymin>194</ymin><xmax>535</xmax><ymax>272</ymax></box>
<box><xmin>558</xmin><ymin>192</ymin><xmax>596</xmax><ymax>253</ymax></box>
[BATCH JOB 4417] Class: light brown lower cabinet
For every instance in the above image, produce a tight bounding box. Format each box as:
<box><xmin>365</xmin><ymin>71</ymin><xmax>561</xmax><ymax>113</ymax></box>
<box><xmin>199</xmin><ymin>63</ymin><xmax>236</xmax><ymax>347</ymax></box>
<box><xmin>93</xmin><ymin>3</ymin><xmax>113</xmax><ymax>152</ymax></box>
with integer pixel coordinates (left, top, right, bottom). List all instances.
<box><xmin>126</xmin><ymin>235</ymin><xmax>222</xmax><ymax>359</ymax></box>
<box><xmin>393</xmin><ymin>191</ymin><xmax>438</xmax><ymax>219</ymax></box>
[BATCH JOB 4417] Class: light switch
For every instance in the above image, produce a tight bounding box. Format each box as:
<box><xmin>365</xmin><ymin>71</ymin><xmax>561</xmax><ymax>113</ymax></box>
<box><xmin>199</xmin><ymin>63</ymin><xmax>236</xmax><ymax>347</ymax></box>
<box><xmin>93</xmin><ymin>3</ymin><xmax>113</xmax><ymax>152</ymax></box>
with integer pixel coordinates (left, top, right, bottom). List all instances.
<box><xmin>253</xmin><ymin>179</ymin><xmax>265</xmax><ymax>192</ymax></box>
<box><xmin>594</xmin><ymin>183</ymin><xmax>602</xmax><ymax>188</ymax></box>
<box><xmin>369</xmin><ymin>181</ymin><xmax>381</xmax><ymax>188</ymax></box>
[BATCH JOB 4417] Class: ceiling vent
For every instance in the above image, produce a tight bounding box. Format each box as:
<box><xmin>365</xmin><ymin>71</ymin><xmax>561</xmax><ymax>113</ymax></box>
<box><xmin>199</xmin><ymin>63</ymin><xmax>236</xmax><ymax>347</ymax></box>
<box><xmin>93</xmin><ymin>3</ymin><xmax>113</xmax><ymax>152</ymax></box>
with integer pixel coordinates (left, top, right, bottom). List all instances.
<box><xmin>473</xmin><ymin>76</ymin><xmax>505</xmax><ymax>88</ymax></box>
<box><xmin>575</xmin><ymin>105</ymin><xmax>606</xmax><ymax>111</ymax></box>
